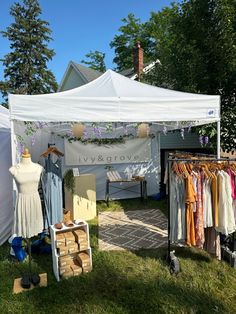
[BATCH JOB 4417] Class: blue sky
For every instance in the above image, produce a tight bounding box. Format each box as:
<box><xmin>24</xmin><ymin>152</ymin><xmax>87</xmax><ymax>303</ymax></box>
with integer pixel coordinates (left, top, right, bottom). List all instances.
<box><xmin>0</xmin><ymin>0</ymin><xmax>178</xmax><ymax>85</ymax></box>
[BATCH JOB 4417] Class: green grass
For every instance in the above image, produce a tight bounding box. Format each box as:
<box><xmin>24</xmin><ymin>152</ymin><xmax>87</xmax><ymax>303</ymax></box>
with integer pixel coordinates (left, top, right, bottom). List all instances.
<box><xmin>0</xmin><ymin>199</ymin><xmax>236</xmax><ymax>314</ymax></box>
<box><xmin>97</xmin><ymin>197</ymin><xmax>168</xmax><ymax>215</ymax></box>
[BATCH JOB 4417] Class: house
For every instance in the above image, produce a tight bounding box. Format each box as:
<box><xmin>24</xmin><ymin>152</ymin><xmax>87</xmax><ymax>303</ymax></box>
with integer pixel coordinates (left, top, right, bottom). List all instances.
<box><xmin>58</xmin><ymin>42</ymin><xmax>160</xmax><ymax>91</ymax></box>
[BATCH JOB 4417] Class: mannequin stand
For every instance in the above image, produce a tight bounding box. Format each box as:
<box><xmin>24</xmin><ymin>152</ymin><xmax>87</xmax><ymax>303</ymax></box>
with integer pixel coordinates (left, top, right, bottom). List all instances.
<box><xmin>20</xmin><ymin>238</ymin><xmax>40</xmax><ymax>289</ymax></box>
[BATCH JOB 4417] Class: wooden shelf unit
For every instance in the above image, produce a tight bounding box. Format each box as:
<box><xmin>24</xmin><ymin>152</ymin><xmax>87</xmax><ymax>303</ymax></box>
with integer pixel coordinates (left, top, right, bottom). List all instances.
<box><xmin>50</xmin><ymin>222</ymin><xmax>92</xmax><ymax>281</ymax></box>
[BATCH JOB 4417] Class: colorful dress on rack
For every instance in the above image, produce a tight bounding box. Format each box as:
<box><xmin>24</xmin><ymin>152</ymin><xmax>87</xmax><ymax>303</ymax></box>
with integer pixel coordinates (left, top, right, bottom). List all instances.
<box><xmin>169</xmin><ymin>172</ymin><xmax>185</xmax><ymax>242</ymax></box>
<box><xmin>216</xmin><ymin>171</ymin><xmax>236</xmax><ymax>235</ymax></box>
<box><xmin>185</xmin><ymin>174</ymin><xmax>197</xmax><ymax>246</ymax></box>
<box><xmin>194</xmin><ymin>171</ymin><xmax>205</xmax><ymax>249</ymax></box>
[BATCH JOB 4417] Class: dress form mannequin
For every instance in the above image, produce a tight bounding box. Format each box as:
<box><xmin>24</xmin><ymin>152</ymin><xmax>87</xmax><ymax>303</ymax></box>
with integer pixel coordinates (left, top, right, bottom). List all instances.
<box><xmin>9</xmin><ymin>148</ymin><xmax>44</xmax><ymax>238</ymax></box>
<box><xmin>9</xmin><ymin>148</ymin><xmax>43</xmax><ymax>288</ymax></box>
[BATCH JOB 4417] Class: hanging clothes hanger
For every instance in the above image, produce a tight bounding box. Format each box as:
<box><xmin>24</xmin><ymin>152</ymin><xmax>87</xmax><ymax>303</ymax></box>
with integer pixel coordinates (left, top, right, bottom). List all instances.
<box><xmin>40</xmin><ymin>146</ymin><xmax>64</xmax><ymax>157</ymax></box>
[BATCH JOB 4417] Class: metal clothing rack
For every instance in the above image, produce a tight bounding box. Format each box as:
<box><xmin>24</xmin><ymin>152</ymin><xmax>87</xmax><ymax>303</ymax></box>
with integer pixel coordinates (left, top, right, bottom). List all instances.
<box><xmin>167</xmin><ymin>152</ymin><xmax>236</xmax><ymax>272</ymax></box>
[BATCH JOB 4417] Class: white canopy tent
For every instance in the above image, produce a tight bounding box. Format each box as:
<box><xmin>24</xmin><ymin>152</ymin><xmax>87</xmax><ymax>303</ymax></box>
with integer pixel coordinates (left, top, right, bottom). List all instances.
<box><xmin>9</xmin><ymin>69</ymin><xmax>220</xmax><ymax>124</ymax></box>
<box><xmin>6</xmin><ymin>69</ymin><xmax>221</xmax><ymax>236</ymax></box>
<box><xmin>9</xmin><ymin>69</ymin><xmax>221</xmax><ymax>158</ymax></box>
<box><xmin>0</xmin><ymin>106</ymin><xmax>13</xmax><ymax>245</ymax></box>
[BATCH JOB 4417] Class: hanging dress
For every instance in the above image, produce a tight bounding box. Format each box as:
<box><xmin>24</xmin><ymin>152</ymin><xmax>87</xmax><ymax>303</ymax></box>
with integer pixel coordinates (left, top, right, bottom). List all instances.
<box><xmin>42</xmin><ymin>156</ymin><xmax>63</xmax><ymax>226</ymax></box>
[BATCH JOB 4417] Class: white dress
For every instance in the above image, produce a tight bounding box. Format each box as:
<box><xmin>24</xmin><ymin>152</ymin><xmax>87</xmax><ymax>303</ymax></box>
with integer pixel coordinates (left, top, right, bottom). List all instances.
<box><xmin>10</xmin><ymin>163</ymin><xmax>44</xmax><ymax>238</ymax></box>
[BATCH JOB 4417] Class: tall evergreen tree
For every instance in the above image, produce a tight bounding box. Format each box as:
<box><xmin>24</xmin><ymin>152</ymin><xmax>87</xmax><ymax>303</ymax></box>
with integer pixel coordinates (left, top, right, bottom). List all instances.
<box><xmin>81</xmin><ymin>50</ymin><xmax>106</xmax><ymax>72</ymax></box>
<box><xmin>0</xmin><ymin>0</ymin><xmax>57</xmax><ymax>103</ymax></box>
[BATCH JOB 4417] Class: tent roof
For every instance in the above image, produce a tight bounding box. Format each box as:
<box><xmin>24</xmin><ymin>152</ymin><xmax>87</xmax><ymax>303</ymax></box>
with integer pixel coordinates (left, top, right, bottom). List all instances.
<box><xmin>9</xmin><ymin>69</ymin><xmax>220</xmax><ymax>123</ymax></box>
<box><xmin>0</xmin><ymin>105</ymin><xmax>10</xmax><ymax>129</ymax></box>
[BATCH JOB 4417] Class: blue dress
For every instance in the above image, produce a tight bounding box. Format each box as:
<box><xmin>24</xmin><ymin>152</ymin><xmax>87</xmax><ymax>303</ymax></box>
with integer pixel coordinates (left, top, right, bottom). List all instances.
<box><xmin>42</xmin><ymin>156</ymin><xmax>63</xmax><ymax>226</ymax></box>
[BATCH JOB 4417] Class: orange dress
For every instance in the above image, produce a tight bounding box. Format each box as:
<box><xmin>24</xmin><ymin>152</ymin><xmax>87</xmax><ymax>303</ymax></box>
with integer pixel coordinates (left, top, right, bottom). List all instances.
<box><xmin>185</xmin><ymin>174</ymin><xmax>197</xmax><ymax>246</ymax></box>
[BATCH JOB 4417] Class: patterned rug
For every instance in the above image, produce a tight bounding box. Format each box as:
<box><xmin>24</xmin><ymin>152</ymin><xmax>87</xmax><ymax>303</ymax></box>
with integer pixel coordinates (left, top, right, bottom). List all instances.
<box><xmin>98</xmin><ymin>209</ymin><xmax>168</xmax><ymax>251</ymax></box>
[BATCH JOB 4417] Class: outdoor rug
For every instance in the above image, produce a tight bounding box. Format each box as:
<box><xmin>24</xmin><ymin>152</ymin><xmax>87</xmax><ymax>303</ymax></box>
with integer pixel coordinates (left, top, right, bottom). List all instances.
<box><xmin>98</xmin><ymin>209</ymin><xmax>168</xmax><ymax>251</ymax></box>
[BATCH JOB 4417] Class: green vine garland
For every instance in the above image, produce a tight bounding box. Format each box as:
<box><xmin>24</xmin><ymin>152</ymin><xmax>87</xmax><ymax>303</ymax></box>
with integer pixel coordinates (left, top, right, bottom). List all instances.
<box><xmin>57</xmin><ymin>133</ymin><xmax>155</xmax><ymax>145</ymax></box>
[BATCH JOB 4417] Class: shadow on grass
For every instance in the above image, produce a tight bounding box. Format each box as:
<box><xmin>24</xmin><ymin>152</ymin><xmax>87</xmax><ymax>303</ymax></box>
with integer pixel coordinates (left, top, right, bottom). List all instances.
<box><xmin>134</xmin><ymin>245</ymin><xmax>212</xmax><ymax>264</ymax></box>
<box><xmin>9</xmin><ymin>251</ymin><xmax>229</xmax><ymax>314</ymax></box>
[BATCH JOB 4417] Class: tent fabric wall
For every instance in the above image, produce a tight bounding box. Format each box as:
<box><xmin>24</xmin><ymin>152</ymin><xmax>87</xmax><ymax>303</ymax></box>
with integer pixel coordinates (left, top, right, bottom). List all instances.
<box><xmin>9</xmin><ymin>70</ymin><xmax>220</xmax><ymax>123</ymax></box>
<box><xmin>14</xmin><ymin>124</ymin><xmax>160</xmax><ymax>200</ymax></box>
<box><xmin>0</xmin><ymin>106</ymin><xmax>13</xmax><ymax>245</ymax></box>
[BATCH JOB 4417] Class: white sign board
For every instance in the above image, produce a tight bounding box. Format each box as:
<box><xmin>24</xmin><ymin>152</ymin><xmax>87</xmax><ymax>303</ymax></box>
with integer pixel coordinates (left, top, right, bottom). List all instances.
<box><xmin>65</xmin><ymin>138</ymin><xmax>152</xmax><ymax>166</ymax></box>
<box><xmin>73</xmin><ymin>168</ymin><xmax>80</xmax><ymax>176</ymax></box>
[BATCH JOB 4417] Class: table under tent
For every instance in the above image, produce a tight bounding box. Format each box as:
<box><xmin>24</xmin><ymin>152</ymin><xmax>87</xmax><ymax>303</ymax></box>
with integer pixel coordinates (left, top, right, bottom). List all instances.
<box><xmin>0</xmin><ymin>105</ymin><xmax>13</xmax><ymax>245</ymax></box>
<box><xmin>8</xmin><ymin>70</ymin><xmax>221</xmax><ymax>259</ymax></box>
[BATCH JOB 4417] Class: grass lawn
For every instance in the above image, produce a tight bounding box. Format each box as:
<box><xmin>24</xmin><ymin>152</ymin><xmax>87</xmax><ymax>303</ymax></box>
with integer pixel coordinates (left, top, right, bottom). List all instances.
<box><xmin>0</xmin><ymin>198</ymin><xmax>236</xmax><ymax>314</ymax></box>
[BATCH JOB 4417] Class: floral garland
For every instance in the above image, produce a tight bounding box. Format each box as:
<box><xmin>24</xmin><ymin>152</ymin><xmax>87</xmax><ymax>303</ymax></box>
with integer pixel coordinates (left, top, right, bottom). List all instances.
<box><xmin>57</xmin><ymin>133</ymin><xmax>155</xmax><ymax>146</ymax></box>
<box><xmin>19</xmin><ymin>121</ymin><xmax>210</xmax><ymax>148</ymax></box>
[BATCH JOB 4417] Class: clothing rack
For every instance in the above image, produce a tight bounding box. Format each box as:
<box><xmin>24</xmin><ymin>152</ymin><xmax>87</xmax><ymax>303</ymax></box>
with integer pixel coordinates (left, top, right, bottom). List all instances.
<box><xmin>167</xmin><ymin>153</ymin><xmax>236</xmax><ymax>272</ymax></box>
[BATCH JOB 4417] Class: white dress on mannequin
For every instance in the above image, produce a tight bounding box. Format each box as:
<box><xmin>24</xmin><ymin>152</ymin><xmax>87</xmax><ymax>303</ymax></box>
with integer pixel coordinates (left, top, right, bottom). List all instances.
<box><xmin>9</xmin><ymin>159</ymin><xmax>44</xmax><ymax>238</ymax></box>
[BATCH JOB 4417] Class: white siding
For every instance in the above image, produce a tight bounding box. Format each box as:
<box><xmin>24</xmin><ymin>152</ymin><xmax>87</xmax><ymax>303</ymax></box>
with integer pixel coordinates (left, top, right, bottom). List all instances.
<box><xmin>60</xmin><ymin>68</ymin><xmax>85</xmax><ymax>91</ymax></box>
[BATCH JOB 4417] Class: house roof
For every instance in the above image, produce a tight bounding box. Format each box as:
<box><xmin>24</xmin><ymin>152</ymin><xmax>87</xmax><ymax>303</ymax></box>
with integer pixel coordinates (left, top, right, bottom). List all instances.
<box><xmin>119</xmin><ymin>60</ymin><xmax>161</xmax><ymax>80</ymax></box>
<box><xmin>58</xmin><ymin>59</ymin><xmax>160</xmax><ymax>92</ymax></box>
<box><xmin>72</xmin><ymin>62</ymin><xmax>103</xmax><ymax>82</ymax></box>
<box><xmin>119</xmin><ymin>62</ymin><xmax>152</xmax><ymax>78</ymax></box>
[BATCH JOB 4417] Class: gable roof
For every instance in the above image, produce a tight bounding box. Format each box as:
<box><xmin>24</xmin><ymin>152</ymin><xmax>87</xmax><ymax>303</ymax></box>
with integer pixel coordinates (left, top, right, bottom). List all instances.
<box><xmin>57</xmin><ymin>61</ymin><xmax>103</xmax><ymax>91</ymax></box>
<box><xmin>72</xmin><ymin>62</ymin><xmax>103</xmax><ymax>82</ymax></box>
<box><xmin>58</xmin><ymin>59</ymin><xmax>160</xmax><ymax>92</ymax></box>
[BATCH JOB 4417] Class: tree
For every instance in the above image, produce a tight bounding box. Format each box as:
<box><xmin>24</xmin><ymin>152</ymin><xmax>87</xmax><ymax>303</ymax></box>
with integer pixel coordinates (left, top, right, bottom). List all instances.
<box><xmin>145</xmin><ymin>0</ymin><xmax>236</xmax><ymax>152</ymax></box>
<box><xmin>81</xmin><ymin>50</ymin><xmax>106</xmax><ymax>72</ymax></box>
<box><xmin>110</xmin><ymin>13</ymin><xmax>155</xmax><ymax>71</ymax></box>
<box><xmin>110</xmin><ymin>1</ymin><xmax>235</xmax><ymax>151</ymax></box>
<box><xmin>0</xmin><ymin>0</ymin><xmax>58</xmax><ymax>104</ymax></box>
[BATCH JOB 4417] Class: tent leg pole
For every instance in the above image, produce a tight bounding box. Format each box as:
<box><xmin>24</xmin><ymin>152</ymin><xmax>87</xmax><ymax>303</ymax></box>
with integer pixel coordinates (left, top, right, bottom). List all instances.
<box><xmin>217</xmin><ymin>121</ymin><xmax>221</xmax><ymax>159</ymax></box>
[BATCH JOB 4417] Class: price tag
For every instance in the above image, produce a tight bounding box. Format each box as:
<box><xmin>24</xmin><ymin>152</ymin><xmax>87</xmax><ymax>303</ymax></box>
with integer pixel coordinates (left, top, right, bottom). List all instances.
<box><xmin>73</xmin><ymin>168</ymin><xmax>80</xmax><ymax>176</ymax></box>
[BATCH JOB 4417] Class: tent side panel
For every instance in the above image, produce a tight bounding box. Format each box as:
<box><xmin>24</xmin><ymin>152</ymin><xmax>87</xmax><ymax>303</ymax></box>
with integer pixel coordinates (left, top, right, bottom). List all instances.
<box><xmin>0</xmin><ymin>131</ymin><xmax>13</xmax><ymax>245</ymax></box>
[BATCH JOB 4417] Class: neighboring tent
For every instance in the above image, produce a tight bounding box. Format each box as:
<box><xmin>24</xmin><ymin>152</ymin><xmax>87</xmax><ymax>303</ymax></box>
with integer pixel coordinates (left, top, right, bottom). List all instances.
<box><xmin>0</xmin><ymin>106</ymin><xmax>13</xmax><ymax>245</ymax></box>
<box><xmin>9</xmin><ymin>69</ymin><xmax>220</xmax><ymax>124</ymax></box>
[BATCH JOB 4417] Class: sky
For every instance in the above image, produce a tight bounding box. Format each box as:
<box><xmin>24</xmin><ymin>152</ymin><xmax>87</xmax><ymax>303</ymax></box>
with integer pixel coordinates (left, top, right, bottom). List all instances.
<box><xmin>0</xmin><ymin>0</ymin><xmax>178</xmax><ymax>85</ymax></box>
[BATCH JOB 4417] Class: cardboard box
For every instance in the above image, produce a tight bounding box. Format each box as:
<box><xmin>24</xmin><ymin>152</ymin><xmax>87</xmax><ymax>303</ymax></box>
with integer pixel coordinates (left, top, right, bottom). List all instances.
<box><xmin>64</xmin><ymin>231</ymin><xmax>75</xmax><ymax>245</ymax></box>
<box><xmin>61</xmin><ymin>270</ymin><xmax>74</xmax><ymax>279</ymax></box>
<box><xmin>78</xmin><ymin>243</ymin><xmax>89</xmax><ymax>251</ymax></box>
<box><xmin>58</xmin><ymin>245</ymin><xmax>68</xmax><ymax>256</ymax></box>
<box><xmin>70</xmin><ymin>260</ymin><xmax>83</xmax><ymax>276</ymax></box>
<box><xmin>82</xmin><ymin>265</ymin><xmax>92</xmax><ymax>273</ymax></box>
<box><xmin>68</xmin><ymin>243</ymin><xmax>79</xmax><ymax>254</ymax></box>
<box><xmin>59</xmin><ymin>264</ymin><xmax>71</xmax><ymax>275</ymax></box>
<box><xmin>59</xmin><ymin>255</ymin><xmax>72</xmax><ymax>267</ymax></box>
<box><xmin>76</xmin><ymin>252</ymin><xmax>90</xmax><ymax>267</ymax></box>
<box><xmin>56</xmin><ymin>233</ymin><xmax>65</xmax><ymax>248</ymax></box>
<box><xmin>78</xmin><ymin>239</ymin><xmax>88</xmax><ymax>245</ymax></box>
<box><xmin>73</xmin><ymin>229</ymin><xmax>87</xmax><ymax>243</ymax></box>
